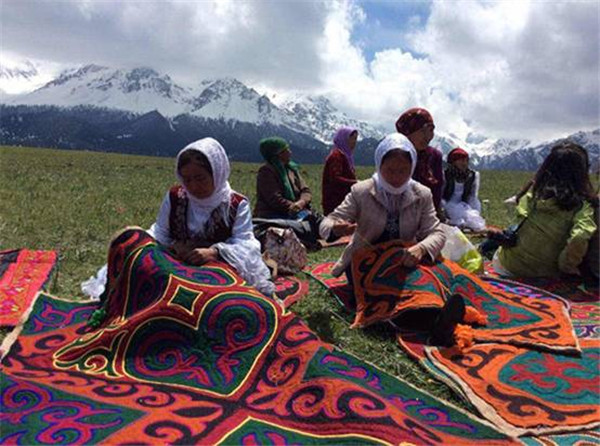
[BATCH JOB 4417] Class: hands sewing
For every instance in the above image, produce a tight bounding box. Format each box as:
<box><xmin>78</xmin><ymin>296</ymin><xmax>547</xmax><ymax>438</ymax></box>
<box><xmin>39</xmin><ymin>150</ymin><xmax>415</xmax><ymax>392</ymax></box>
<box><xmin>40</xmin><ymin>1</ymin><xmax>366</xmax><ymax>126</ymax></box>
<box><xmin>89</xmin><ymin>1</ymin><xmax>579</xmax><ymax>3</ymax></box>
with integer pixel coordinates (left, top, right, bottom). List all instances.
<box><xmin>170</xmin><ymin>241</ymin><xmax>219</xmax><ymax>265</ymax></box>
<box><xmin>397</xmin><ymin>244</ymin><xmax>426</xmax><ymax>268</ymax></box>
<box><xmin>331</xmin><ymin>219</ymin><xmax>357</xmax><ymax>237</ymax></box>
<box><xmin>289</xmin><ymin>199</ymin><xmax>308</xmax><ymax>213</ymax></box>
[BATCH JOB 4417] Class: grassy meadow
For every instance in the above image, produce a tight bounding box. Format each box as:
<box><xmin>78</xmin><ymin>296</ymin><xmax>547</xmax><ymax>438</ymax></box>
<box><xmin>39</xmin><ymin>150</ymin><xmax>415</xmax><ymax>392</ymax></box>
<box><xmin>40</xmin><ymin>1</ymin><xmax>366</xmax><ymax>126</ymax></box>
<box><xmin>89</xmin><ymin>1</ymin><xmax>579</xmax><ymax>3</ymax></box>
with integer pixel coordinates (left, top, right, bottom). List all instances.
<box><xmin>0</xmin><ymin>145</ymin><xmax>533</xmax><ymax>409</ymax></box>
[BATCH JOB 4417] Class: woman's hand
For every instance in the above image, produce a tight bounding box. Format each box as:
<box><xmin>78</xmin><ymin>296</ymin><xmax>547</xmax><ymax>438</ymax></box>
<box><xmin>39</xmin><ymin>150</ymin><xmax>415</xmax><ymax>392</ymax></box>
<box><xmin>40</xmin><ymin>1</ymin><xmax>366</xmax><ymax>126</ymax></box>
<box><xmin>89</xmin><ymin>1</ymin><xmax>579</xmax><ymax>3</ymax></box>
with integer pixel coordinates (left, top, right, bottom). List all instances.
<box><xmin>398</xmin><ymin>244</ymin><xmax>425</xmax><ymax>268</ymax></box>
<box><xmin>289</xmin><ymin>199</ymin><xmax>308</xmax><ymax>213</ymax></box>
<box><xmin>332</xmin><ymin>219</ymin><xmax>357</xmax><ymax>237</ymax></box>
<box><xmin>183</xmin><ymin>247</ymin><xmax>219</xmax><ymax>265</ymax></box>
<box><xmin>170</xmin><ymin>241</ymin><xmax>190</xmax><ymax>259</ymax></box>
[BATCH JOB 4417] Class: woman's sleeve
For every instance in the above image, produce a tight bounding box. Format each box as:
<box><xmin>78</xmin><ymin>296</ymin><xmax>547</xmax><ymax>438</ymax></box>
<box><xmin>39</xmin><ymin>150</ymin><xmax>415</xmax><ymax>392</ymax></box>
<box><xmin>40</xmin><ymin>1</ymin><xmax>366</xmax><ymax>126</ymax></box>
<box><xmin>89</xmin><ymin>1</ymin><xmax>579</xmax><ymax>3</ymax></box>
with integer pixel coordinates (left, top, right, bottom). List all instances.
<box><xmin>467</xmin><ymin>171</ymin><xmax>482</xmax><ymax>212</ymax></box>
<box><xmin>257</xmin><ymin>165</ymin><xmax>294</xmax><ymax>215</ymax></box>
<box><xmin>319</xmin><ymin>188</ymin><xmax>359</xmax><ymax>240</ymax></box>
<box><xmin>415</xmin><ymin>189</ymin><xmax>447</xmax><ymax>259</ymax></box>
<box><xmin>329</xmin><ymin>157</ymin><xmax>358</xmax><ymax>185</ymax></box>
<box><xmin>558</xmin><ymin>201</ymin><xmax>597</xmax><ymax>275</ymax></box>
<box><xmin>147</xmin><ymin>191</ymin><xmax>173</xmax><ymax>246</ymax></box>
<box><xmin>511</xmin><ymin>192</ymin><xmax>531</xmax><ymax>225</ymax></box>
<box><xmin>297</xmin><ymin>171</ymin><xmax>312</xmax><ymax>204</ymax></box>
<box><xmin>212</xmin><ymin>199</ymin><xmax>274</xmax><ymax>295</ymax></box>
<box><xmin>431</xmin><ymin>149</ymin><xmax>444</xmax><ymax>207</ymax></box>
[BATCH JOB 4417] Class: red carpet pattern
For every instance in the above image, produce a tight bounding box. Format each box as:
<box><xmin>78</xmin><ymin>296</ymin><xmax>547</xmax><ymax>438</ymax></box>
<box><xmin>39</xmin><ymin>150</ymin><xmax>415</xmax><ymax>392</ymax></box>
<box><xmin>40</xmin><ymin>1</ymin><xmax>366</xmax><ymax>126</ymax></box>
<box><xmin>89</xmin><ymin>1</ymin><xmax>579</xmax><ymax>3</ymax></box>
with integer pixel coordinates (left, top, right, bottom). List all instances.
<box><xmin>0</xmin><ymin>249</ymin><xmax>57</xmax><ymax>326</ymax></box>
<box><xmin>0</xmin><ymin>229</ymin><xmax>516</xmax><ymax>445</ymax></box>
<box><xmin>273</xmin><ymin>275</ymin><xmax>310</xmax><ymax>309</ymax></box>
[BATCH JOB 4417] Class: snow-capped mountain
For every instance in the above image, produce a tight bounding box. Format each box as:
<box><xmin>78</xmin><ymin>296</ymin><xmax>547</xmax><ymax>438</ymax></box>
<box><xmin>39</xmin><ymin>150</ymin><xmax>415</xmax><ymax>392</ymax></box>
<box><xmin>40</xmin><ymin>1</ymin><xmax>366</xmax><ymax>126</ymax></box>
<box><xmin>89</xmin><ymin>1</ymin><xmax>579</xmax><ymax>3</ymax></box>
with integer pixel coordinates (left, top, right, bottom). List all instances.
<box><xmin>10</xmin><ymin>65</ymin><xmax>191</xmax><ymax>116</ymax></box>
<box><xmin>189</xmin><ymin>78</ymin><xmax>292</xmax><ymax>128</ymax></box>
<box><xmin>7</xmin><ymin>64</ymin><xmax>384</xmax><ymax>145</ymax></box>
<box><xmin>3</xmin><ymin>63</ymin><xmax>598</xmax><ymax>168</ymax></box>
<box><xmin>277</xmin><ymin>94</ymin><xmax>383</xmax><ymax>142</ymax></box>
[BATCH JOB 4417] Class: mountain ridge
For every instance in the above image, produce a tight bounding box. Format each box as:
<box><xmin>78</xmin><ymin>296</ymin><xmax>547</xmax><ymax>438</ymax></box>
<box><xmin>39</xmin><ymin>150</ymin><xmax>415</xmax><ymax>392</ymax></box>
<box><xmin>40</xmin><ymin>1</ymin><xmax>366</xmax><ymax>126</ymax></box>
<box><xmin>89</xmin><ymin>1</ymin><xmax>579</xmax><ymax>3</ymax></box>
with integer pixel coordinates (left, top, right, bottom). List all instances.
<box><xmin>2</xmin><ymin>63</ymin><xmax>598</xmax><ymax>169</ymax></box>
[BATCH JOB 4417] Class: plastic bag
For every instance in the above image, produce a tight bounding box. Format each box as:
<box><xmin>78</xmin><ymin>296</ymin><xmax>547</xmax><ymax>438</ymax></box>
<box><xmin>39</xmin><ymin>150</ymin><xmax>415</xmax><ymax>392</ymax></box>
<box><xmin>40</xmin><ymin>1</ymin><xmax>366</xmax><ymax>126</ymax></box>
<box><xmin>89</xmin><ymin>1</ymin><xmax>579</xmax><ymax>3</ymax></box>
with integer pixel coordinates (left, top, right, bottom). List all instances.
<box><xmin>440</xmin><ymin>224</ymin><xmax>483</xmax><ymax>274</ymax></box>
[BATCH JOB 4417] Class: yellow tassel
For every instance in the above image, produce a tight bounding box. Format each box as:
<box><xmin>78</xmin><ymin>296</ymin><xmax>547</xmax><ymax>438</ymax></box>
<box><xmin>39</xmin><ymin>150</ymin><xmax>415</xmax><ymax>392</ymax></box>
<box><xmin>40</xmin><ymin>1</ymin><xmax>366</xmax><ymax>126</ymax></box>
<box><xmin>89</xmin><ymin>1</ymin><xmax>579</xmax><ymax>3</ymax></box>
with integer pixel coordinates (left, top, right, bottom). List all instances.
<box><xmin>464</xmin><ymin>306</ymin><xmax>488</xmax><ymax>326</ymax></box>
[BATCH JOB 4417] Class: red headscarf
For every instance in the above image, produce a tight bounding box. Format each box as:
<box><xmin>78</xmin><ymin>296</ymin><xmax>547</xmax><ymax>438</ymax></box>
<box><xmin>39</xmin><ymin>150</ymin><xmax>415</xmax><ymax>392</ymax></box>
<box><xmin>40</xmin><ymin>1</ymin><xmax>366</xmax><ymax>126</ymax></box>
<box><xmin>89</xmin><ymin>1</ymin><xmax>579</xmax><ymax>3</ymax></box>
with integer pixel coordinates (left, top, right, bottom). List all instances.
<box><xmin>448</xmin><ymin>147</ymin><xmax>469</xmax><ymax>164</ymax></box>
<box><xmin>395</xmin><ymin>108</ymin><xmax>434</xmax><ymax>136</ymax></box>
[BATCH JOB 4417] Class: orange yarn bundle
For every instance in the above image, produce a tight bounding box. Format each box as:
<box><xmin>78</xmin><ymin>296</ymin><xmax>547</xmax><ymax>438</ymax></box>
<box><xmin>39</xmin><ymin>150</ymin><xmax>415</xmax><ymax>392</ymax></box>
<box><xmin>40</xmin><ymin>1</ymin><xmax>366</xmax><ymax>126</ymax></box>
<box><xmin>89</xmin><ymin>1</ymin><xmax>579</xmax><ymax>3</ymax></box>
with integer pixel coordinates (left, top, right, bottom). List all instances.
<box><xmin>453</xmin><ymin>324</ymin><xmax>475</xmax><ymax>352</ymax></box>
<box><xmin>464</xmin><ymin>306</ymin><xmax>488</xmax><ymax>326</ymax></box>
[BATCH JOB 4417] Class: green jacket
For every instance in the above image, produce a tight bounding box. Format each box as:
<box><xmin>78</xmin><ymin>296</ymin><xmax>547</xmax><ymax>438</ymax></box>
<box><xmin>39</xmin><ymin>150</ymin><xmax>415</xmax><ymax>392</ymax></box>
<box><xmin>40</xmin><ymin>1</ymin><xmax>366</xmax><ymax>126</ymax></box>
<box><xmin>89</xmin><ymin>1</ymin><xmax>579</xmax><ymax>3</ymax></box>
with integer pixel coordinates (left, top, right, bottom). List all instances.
<box><xmin>498</xmin><ymin>192</ymin><xmax>597</xmax><ymax>277</ymax></box>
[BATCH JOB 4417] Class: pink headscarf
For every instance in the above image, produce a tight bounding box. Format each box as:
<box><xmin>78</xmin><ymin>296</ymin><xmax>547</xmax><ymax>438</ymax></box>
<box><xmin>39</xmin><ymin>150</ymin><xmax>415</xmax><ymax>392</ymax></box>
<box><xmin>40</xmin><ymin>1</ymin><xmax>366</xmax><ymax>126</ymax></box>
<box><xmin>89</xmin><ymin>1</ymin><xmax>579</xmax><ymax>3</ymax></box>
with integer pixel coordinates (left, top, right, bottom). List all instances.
<box><xmin>333</xmin><ymin>126</ymin><xmax>358</xmax><ymax>171</ymax></box>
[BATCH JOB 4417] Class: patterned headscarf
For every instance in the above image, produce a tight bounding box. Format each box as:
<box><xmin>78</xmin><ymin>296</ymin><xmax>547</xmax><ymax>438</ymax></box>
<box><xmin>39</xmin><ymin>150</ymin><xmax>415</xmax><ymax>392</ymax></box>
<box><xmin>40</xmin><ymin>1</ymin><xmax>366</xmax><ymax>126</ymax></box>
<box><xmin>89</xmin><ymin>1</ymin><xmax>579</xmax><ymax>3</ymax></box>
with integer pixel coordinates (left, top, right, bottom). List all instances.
<box><xmin>395</xmin><ymin>107</ymin><xmax>434</xmax><ymax>136</ymax></box>
<box><xmin>175</xmin><ymin>137</ymin><xmax>232</xmax><ymax>211</ymax></box>
<box><xmin>259</xmin><ymin>137</ymin><xmax>300</xmax><ymax>201</ymax></box>
<box><xmin>333</xmin><ymin>126</ymin><xmax>358</xmax><ymax>171</ymax></box>
<box><xmin>373</xmin><ymin>133</ymin><xmax>417</xmax><ymax>196</ymax></box>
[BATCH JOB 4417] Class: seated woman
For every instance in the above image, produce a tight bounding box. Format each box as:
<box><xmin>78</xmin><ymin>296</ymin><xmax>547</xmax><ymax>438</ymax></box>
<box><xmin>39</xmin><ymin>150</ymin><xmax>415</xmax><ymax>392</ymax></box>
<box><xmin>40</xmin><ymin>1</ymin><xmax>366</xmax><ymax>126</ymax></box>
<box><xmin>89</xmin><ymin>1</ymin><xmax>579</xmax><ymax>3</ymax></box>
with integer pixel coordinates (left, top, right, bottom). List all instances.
<box><xmin>442</xmin><ymin>148</ymin><xmax>486</xmax><ymax>232</ymax></box>
<box><xmin>82</xmin><ymin>137</ymin><xmax>274</xmax><ymax>299</ymax></box>
<box><xmin>322</xmin><ymin>126</ymin><xmax>358</xmax><ymax>215</ymax></box>
<box><xmin>395</xmin><ymin>108</ymin><xmax>445</xmax><ymax>221</ymax></box>
<box><xmin>493</xmin><ymin>142</ymin><xmax>597</xmax><ymax>278</ymax></box>
<box><xmin>319</xmin><ymin>133</ymin><xmax>467</xmax><ymax>345</ymax></box>
<box><xmin>254</xmin><ymin>137</ymin><xmax>312</xmax><ymax>219</ymax></box>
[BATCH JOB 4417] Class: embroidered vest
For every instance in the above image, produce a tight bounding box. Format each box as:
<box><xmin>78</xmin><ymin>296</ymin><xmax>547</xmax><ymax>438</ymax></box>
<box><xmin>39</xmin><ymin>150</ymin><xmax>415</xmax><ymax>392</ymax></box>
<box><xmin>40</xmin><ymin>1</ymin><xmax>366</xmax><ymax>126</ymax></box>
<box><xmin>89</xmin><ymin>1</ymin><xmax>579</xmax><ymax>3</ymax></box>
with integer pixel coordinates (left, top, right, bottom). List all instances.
<box><xmin>168</xmin><ymin>185</ymin><xmax>245</xmax><ymax>245</ymax></box>
<box><xmin>443</xmin><ymin>169</ymin><xmax>475</xmax><ymax>203</ymax></box>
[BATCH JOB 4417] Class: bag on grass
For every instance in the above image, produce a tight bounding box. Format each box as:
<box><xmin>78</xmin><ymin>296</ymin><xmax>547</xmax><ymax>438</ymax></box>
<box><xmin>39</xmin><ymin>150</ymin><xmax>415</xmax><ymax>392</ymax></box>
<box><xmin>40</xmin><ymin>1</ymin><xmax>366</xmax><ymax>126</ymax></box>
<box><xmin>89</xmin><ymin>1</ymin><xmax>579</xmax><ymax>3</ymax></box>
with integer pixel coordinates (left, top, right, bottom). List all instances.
<box><xmin>440</xmin><ymin>224</ymin><xmax>483</xmax><ymax>274</ymax></box>
<box><xmin>262</xmin><ymin>227</ymin><xmax>307</xmax><ymax>276</ymax></box>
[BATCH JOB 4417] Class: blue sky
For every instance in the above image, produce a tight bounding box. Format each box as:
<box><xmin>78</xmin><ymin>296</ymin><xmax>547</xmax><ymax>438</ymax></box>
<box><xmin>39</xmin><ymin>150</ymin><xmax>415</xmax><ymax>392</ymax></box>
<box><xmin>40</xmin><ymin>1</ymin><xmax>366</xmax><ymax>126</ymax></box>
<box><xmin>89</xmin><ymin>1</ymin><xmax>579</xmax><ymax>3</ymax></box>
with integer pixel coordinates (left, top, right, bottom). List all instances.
<box><xmin>354</xmin><ymin>1</ymin><xmax>432</xmax><ymax>61</ymax></box>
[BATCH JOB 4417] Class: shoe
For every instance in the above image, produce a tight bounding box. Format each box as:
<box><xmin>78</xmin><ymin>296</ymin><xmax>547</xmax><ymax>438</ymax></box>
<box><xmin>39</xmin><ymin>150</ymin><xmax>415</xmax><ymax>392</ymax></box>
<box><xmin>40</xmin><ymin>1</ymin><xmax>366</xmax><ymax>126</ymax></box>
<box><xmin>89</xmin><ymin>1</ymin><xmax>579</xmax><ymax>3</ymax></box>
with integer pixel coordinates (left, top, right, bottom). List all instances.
<box><xmin>430</xmin><ymin>293</ymin><xmax>466</xmax><ymax>347</ymax></box>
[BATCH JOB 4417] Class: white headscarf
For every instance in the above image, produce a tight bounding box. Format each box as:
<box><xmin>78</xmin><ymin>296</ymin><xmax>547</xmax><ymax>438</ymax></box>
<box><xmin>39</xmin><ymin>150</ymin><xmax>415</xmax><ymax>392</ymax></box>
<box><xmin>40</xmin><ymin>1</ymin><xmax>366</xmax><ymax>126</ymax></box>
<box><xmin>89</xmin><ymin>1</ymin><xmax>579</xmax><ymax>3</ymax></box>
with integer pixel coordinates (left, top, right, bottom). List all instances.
<box><xmin>175</xmin><ymin>138</ymin><xmax>233</xmax><ymax>211</ymax></box>
<box><xmin>372</xmin><ymin>132</ymin><xmax>417</xmax><ymax>196</ymax></box>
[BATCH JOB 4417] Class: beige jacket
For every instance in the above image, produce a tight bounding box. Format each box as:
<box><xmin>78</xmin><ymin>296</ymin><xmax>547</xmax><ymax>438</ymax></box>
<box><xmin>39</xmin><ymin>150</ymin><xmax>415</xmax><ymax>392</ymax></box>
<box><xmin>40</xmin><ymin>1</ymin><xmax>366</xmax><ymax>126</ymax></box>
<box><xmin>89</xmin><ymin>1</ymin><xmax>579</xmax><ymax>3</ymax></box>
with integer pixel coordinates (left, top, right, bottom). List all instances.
<box><xmin>320</xmin><ymin>178</ymin><xmax>446</xmax><ymax>276</ymax></box>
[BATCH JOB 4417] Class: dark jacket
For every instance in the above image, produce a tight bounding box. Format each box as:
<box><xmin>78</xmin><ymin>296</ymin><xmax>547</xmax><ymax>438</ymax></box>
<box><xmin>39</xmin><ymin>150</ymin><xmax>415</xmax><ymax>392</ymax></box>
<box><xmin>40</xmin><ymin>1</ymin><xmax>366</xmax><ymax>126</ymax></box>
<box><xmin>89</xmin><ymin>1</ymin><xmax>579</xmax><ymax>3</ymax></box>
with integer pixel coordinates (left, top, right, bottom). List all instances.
<box><xmin>254</xmin><ymin>163</ymin><xmax>312</xmax><ymax>218</ymax></box>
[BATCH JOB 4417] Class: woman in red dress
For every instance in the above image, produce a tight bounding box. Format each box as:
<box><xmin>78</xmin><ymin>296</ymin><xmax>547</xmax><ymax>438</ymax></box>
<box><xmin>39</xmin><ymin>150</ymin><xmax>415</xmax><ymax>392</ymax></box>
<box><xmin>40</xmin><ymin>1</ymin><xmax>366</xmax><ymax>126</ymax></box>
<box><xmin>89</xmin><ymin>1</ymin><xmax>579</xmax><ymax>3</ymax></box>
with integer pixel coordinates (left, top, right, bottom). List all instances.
<box><xmin>322</xmin><ymin>126</ymin><xmax>358</xmax><ymax>215</ymax></box>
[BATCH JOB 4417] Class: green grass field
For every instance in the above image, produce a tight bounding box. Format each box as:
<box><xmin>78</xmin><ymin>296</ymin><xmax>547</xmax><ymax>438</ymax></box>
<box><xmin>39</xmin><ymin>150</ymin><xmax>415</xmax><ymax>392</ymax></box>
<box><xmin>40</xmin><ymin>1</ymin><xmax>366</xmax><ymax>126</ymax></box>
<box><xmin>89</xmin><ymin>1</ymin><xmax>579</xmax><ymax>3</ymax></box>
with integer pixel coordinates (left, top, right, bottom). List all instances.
<box><xmin>0</xmin><ymin>145</ymin><xmax>533</xmax><ymax>409</ymax></box>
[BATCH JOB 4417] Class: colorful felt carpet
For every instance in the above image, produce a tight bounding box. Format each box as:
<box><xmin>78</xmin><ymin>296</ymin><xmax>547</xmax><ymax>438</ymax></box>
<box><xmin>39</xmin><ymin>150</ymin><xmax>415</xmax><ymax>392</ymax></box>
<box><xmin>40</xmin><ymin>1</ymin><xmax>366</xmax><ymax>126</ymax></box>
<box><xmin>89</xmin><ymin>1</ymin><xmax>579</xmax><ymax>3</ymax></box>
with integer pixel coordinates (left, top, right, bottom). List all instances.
<box><xmin>308</xmin><ymin>251</ymin><xmax>580</xmax><ymax>355</ymax></box>
<box><xmin>307</xmin><ymin>256</ymin><xmax>597</xmax><ymax>437</ymax></box>
<box><xmin>484</xmin><ymin>260</ymin><xmax>599</xmax><ymax>303</ymax></box>
<box><xmin>0</xmin><ymin>249</ymin><xmax>57</xmax><ymax>327</ymax></box>
<box><xmin>0</xmin><ymin>229</ymin><xmax>516</xmax><ymax>445</ymax></box>
<box><xmin>306</xmin><ymin>261</ymin><xmax>355</xmax><ymax>310</ymax></box>
<box><xmin>397</xmin><ymin>277</ymin><xmax>600</xmax><ymax>438</ymax></box>
<box><xmin>273</xmin><ymin>275</ymin><xmax>310</xmax><ymax>309</ymax></box>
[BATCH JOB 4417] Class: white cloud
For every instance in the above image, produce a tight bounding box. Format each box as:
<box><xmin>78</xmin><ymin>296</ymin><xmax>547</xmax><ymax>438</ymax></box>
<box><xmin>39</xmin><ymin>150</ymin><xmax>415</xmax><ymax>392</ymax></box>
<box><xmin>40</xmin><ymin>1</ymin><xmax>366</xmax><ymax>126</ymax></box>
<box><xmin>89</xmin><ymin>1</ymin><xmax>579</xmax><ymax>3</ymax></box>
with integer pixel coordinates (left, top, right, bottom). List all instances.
<box><xmin>1</xmin><ymin>0</ymin><xmax>597</xmax><ymax>141</ymax></box>
<box><xmin>1</xmin><ymin>0</ymin><xmax>328</xmax><ymax>89</ymax></box>
<box><xmin>318</xmin><ymin>1</ymin><xmax>598</xmax><ymax>141</ymax></box>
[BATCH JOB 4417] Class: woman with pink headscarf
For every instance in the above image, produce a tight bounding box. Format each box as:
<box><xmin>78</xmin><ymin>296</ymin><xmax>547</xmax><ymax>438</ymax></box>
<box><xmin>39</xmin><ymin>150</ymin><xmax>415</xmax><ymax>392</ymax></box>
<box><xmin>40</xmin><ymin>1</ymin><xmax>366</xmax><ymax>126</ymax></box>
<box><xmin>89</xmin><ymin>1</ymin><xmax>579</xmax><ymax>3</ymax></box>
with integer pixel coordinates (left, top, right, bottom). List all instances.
<box><xmin>322</xmin><ymin>126</ymin><xmax>358</xmax><ymax>215</ymax></box>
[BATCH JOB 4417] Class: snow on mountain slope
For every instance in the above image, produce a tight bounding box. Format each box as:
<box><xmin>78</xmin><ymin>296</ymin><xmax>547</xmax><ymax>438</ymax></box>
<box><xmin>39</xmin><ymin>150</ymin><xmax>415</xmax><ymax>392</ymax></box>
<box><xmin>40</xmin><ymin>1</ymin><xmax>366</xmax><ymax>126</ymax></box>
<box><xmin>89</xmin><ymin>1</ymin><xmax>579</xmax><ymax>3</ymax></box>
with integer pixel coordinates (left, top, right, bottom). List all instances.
<box><xmin>0</xmin><ymin>60</ymin><xmax>58</xmax><ymax>95</ymax></box>
<box><xmin>189</xmin><ymin>78</ymin><xmax>290</xmax><ymax>127</ymax></box>
<box><xmin>9</xmin><ymin>65</ymin><xmax>192</xmax><ymax>116</ymax></box>
<box><xmin>278</xmin><ymin>94</ymin><xmax>384</xmax><ymax>143</ymax></box>
<box><xmin>5</xmin><ymin>62</ymin><xmax>597</xmax><ymax>168</ymax></box>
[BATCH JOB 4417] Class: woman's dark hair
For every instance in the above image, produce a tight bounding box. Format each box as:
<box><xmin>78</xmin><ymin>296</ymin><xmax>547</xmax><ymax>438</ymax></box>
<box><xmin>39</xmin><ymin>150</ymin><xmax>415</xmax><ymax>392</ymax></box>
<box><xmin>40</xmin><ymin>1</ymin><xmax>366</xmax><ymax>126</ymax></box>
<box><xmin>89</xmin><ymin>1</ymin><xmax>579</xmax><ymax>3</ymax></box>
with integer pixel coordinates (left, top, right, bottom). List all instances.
<box><xmin>532</xmin><ymin>141</ymin><xmax>594</xmax><ymax>211</ymax></box>
<box><xmin>177</xmin><ymin>150</ymin><xmax>212</xmax><ymax>175</ymax></box>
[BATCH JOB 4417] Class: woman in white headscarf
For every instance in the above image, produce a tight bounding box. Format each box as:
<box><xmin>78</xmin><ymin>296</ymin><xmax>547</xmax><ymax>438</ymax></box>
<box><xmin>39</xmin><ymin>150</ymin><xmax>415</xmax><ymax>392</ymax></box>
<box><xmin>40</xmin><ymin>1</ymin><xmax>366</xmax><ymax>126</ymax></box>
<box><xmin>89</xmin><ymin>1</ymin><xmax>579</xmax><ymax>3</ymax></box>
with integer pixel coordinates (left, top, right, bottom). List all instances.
<box><xmin>82</xmin><ymin>138</ymin><xmax>275</xmax><ymax>297</ymax></box>
<box><xmin>319</xmin><ymin>132</ymin><xmax>446</xmax><ymax>280</ymax></box>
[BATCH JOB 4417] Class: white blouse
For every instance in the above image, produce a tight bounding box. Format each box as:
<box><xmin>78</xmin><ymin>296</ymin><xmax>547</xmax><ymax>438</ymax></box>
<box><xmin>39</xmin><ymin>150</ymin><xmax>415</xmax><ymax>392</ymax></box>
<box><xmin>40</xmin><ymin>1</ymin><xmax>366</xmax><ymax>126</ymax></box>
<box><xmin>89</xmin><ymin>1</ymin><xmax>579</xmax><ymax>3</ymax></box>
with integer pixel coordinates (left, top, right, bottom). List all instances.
<box><xmin>147</xmin><ymin>191</ymin><xmax>274</xmax><ymax>295</ymax></box>
<box><xmin>82</xmin><ymin>192</ymin><xmax>275</xmax><ymax>299</ymax></box>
